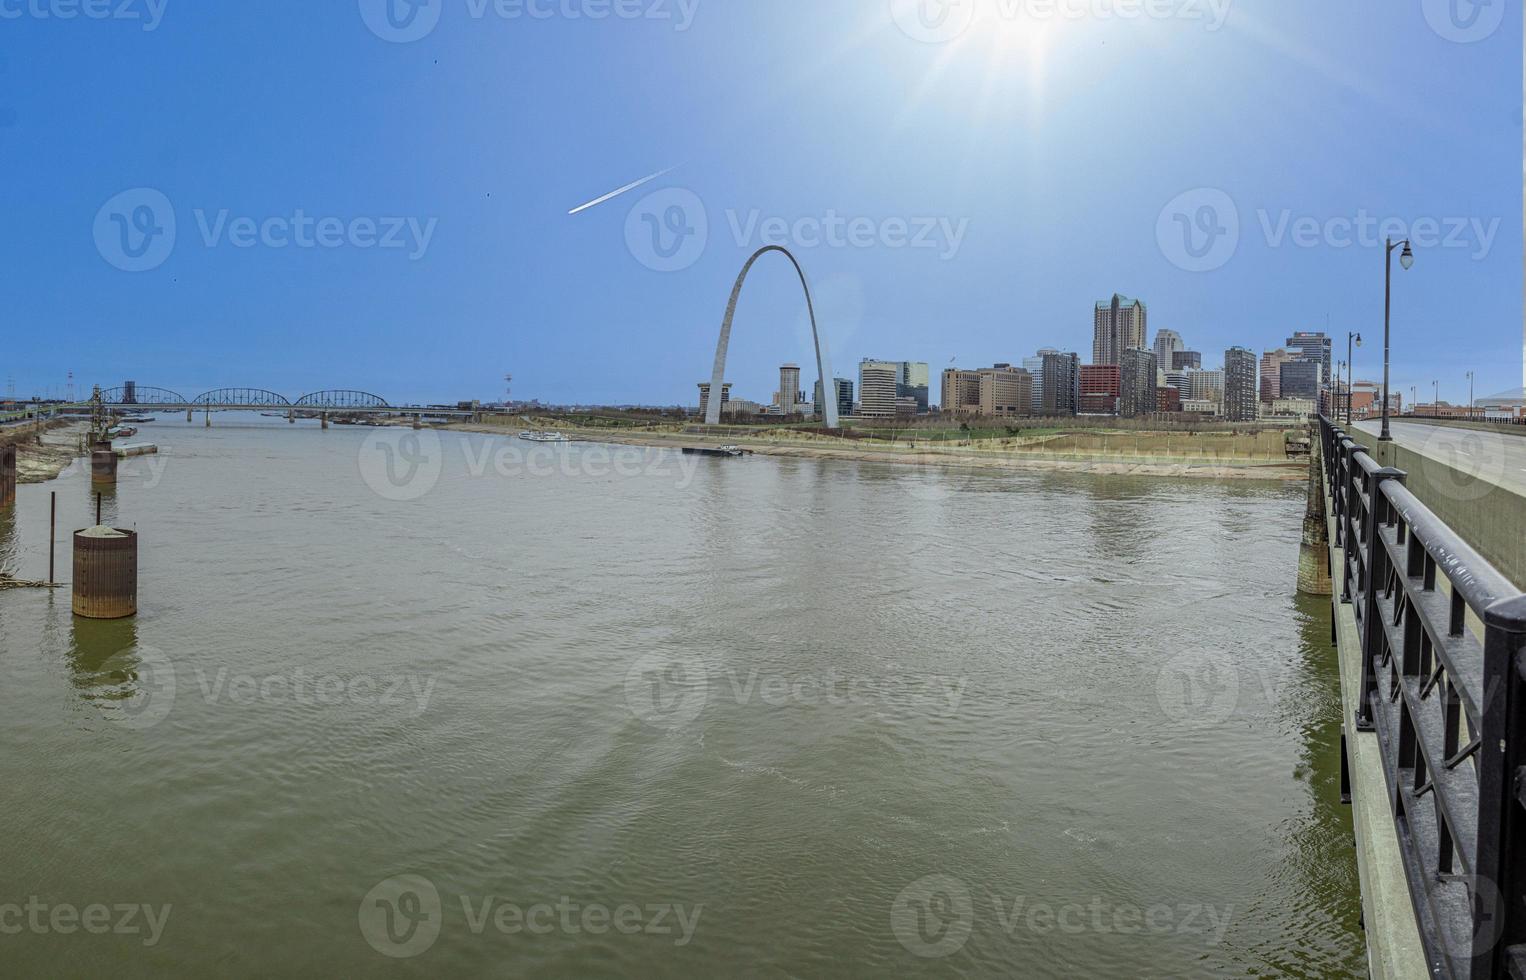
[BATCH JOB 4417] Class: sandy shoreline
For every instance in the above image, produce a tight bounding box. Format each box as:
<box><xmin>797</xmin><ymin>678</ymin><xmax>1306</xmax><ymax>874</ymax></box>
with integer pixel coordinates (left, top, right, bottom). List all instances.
<box><xmin>443</xmin><ymin>422</ymin><xmax>1307</xmax><ymax>482</ymax></box>
<box><xmin>6</xmin><ymin>421</ymin><xmax>90</xmax><ymax>484</ymax></box>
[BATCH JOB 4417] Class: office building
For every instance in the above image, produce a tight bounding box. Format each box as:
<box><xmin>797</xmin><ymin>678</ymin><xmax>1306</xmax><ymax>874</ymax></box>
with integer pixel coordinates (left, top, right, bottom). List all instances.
<box><xmin>1041</xmin><ymin>352</ymin><xmax>1081</xmax><ymax>416</ymax></box>
<box><xmin>1093</xmin><ymin>294</ymin><xmax>1147</xmax><ymax>366</ymax></box>
<box><xmin>1185</xmin><ymin>368</ymin><xmax>1225</xmax><ymax>407</ymax></box>
<box><xmin>1259</xmin><ymin>348</ymin><xmax>1297</xmax><ymax>403</ymax></box>
<box><xmin>697</xmin><ymin>382</ymin><xmax>732</xmax><ymax>418</ymax></box>
<box><xmin>1119</xmin><ymin>348</ymin><xmax>1158</xmax><ymax>418</ymax></box>
<box><xmin>1224</xmin><ymin>347</ymin><xmax>1258</xmax><ymax>422</ymax></box>
<box><xmin>859</xmin><ymin>360</ymin><xmax>901</xmax><ymax>418</ymax></box>
<box><xmin>977</xmin><ymin>365</ymin><xmax>1033</xmax><ymax>418</ymax></box>
<box><xmin>940</xmin><ymin>368</ymin><xmax>982</xmax><ymax>417</ymax></box>
<box><xmin>1079</xmin><ymin>364</ymin><xmax>1121</xmax><ymax>415</ymax></box>
<box><xmin>1024</xmin><ymin>348</ymin><xmax>1058</xmax><ymax>413</ymax></box>
<box><xmin>1171</xmin><ymin>350</ymin><xmax>1202</xmax><ymax>371</ymax></box>
<box><xmin>1286</xmin><ymin>331</ymin><xmax>1333</xmax><ymax>382</ymax></box>
<box><xmin>1152</xmin><ymin>330</ymin><xmax>1184</xmax><ymax>379</ymax></box>
<box><xmin>1158</xmin><ymin>386</ymin><xmax>1182</xmax><ymax>414</ymax></box>
<box><xmin>1279</xmin><ymin>359</ymin><xmax>1323</xmax><ymax>402</ymax></box>
<box><xmin>776</xmin><ymin>364</ymin><xmax>803</xmax><ymax>414</ymax></box>
<box><xmin>814</xmin><ymin>377</ymin><xmax>854</xmax><ymax>421</ymax></box>
<box><xmin>897</xmin><ymin>361</ymin><xmax>931</xmax><ymax>414</ymax></box>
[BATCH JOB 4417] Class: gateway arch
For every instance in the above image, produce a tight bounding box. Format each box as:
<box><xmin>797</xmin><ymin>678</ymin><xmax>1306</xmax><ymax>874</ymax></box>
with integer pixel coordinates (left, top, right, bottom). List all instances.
<box><xmin>704</xmin><ymin>245</ymin><xmax>839</xmax><ymax>428</ymax></box>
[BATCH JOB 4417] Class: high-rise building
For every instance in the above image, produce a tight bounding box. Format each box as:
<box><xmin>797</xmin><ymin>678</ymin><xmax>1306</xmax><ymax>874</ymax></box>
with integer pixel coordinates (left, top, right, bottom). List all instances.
<box><xmin>940</xmin><ymin>368</ymin><xmax>982</xmax><ymax>416</ymax></box>
<box><xmin>1184</xmin><ymin>368</ymin><xmax>1225</xmax><ymax>407</ymax></box>
<box><xmin>977</xmin><ymin>365</ymin><xmax>1033</xmax><ymax>417</ymax></box>
<box><xmin>1259</xmin><ymin>348</ymin><xmax>1297</xmax><ymax>403</ymax></box>
<box><xmin>1152</xmin><ymin>330</ymin><xmax>1184</xmax><ymax>378</ymax></box>
<box><xmin>815</xmin><ymin>377</ymin><xmax>854</xmax><ymax>421</ymax></box>
<box><xmin>1041</xmin><ymin>352</ymin><xmax>1081</xmax><ymax>416</ymax></box>
<box><xmin>1023</xmin><ymin>348</ymin><xmax>1058</xmax><ymax>413</ymax></box>
<box><xmin>1285</xmin><ymin>331</ymin><xmax>1333</xmax><ymax>383</ymax></box>
<box><xmin>697</xmin><ymin>382</ymin><xmax>732</xmax><ymax>418</ymax></box>
<box><xmin>1171</xmin><ymin>350</ymin><xmax>1202</xmax><ymax>371</ymax></box>
<box><xmin>1079</xmin><ymin>364</ymin><xmax>1121</xmax><ymax>415</ymax></box>
<box><xmin>1093</xmin><ymin>294</ymin><xmax>1148</xmax><ymax>366</ymax></box>
<box><xmin>897</xmin><ymin>361</ymin><xmax>931</xmax><ymax>414</ymax></box>
<box><xmin>859</xmin><ymin>360</ymin><xmax>900</xmax><ymax>418</ymax></box>
<box><xmin>776</xmin><ymin>364</ymin><xmax>802</xmax><ymax>414</ymax></box>
<box><xmin>1279</xmin><ymin>359</ymin><xmax>1324</xmax><ymax>401</ymax></box>
<box><xmin>1119</xmin><ymin>348</ymin><xmax>1159</xmax><ymax>419</ymax></box>
<box><xmin>1224</xmin><ymin>347</ymin><xmax>1258</xmax><ymax>421</ymax></box>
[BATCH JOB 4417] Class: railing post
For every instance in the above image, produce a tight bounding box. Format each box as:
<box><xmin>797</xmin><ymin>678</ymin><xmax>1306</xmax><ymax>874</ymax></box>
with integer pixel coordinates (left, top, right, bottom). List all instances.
<box><xmin>1473</xmin><ymin>595</ymin><xmax>1526</xmax><ymax>978</ymax></box>
<box><xmin>1354</xmin><ymin>464</ymin><xmax>1405</xmax><ymax>732</ymax></box>
<box><xmin>1339</xmin><ymin>439</ymin><xmax>1364</xmax><ymax>602</ymax></box>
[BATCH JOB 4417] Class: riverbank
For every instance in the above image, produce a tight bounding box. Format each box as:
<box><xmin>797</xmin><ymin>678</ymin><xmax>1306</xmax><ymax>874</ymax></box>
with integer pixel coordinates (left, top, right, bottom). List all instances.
<box><xmin>4</xmin><ymin>420</ymin><xmax>90</xmax><ymax>483</ymax></box>
<box><xmin>444</xmin><ymin>421</ymin><xmax>1307</xmax><ymax>481</ymax></box>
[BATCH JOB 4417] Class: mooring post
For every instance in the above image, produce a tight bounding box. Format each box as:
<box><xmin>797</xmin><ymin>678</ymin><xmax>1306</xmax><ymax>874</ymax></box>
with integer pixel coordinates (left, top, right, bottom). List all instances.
<box><xmin>95</xmin><ymin>492</ymin><xmax>101</xmax><ymax>526</ymax></box>
<box><xmin>48</xmin><ymin>491</ymin><xmax>56</xmax><ymax>584</ymax></box>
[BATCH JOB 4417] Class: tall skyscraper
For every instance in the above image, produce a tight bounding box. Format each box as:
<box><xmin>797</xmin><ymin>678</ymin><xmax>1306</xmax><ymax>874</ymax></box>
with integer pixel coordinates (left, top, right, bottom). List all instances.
<box><xmin>1093</xmin><ymin>294</ymin><xmax>1147</xmax><ymax>365</ymax></box>
<box><xmin>859</xmin><ymin>360</ymin><xmax>900</xmax><ymax>418</ymax></box>
<box><xmin>777</xmin><ymin>364</ymin><xmax>802</xmax><ymax>413</ymax></box>
<box><xmin>1023</xmin><ymin>348</ymin><xmax>1058</xmax><ymax>413</ymax></box>
<box><xmin>897</xmin><ymin>361</ymin><xmax>931</xmax><ymax>413</ymax></box>
<box><xmin>1040</xmin><ymin>351</ymin><xmax>1079</xmax><ymax>416</ymax></box>
<box><xmin>1171</xmin><ymin>350</ymin><xmax>1202</xmax><ymax>371</ymax></box>
<box><xmin>1224</xmin><ymin>347</ymin><xmax>1259</xmax><ymax>421</ymax></box>
<box><xmin>1119</xmin><ymin>348</ymin><xmax>1158</xmax><ymax>419</ymax></box>
<box><xmin>1285</xmin><ymin>331</ymin><xmax>1333</xmax><ymax>383</ymax></box>
<box><xmin>1259</xmin><ymin>348</ymin><xmax>1296</xmax><ymax>403</ymax></box>
<box><xmin>1279</xmin><ymin>359</ymin><xmax>1323</xmax><ymax>401</ymax></box>
<box><xmin>1152</xmin><ymin>330</ymin><xmax>1184</xmax><ymax>379</ymax></box>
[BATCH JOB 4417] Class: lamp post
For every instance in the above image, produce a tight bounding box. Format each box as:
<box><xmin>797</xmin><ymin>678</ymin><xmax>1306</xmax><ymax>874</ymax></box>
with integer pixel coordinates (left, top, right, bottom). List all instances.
<box><xmin>1410</xmin><ymin>385</ymin><xmax>1417</xmax><ymax>419</ymax></box>
<box><xmin>1346</xmin><ymin>332</ymin><xmax>1361</xmax><ymax>425</ymax></box>
<box><xmin>1433</xmin><ymin>380</ymin><xmax>1439</xmax><ymax>417</ymax></box>
<box><xmin>1466</xmin><ymin>370</ymin><xmax>1475</xmax><ymax>419</ymax></box>
<box><xmin>1380</xmin><ymin>238</ymin><xmax>1415</xmax><ymax>441</ymax></box>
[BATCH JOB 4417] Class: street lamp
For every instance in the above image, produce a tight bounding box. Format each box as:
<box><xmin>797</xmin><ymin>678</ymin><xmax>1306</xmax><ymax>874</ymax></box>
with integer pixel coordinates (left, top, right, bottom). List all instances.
<box><xmin>1466</xmin><ymin>370</ymin><xmax>1475</xmax><ymax>419</ymax></box>
<box><xmin>1410</xmin><ymin>385</ymin><xmax>1417</xmax><ymax>418</ymax></box>
<box><xmin>1346</xmin><ymin>332</ymin><xmax>1362</xmax><ymax>425</ymax></box>
<box><xmin>1433</xmin><ymin>380</ymin><xmax>1440</xmax><ymax>417</ymax></box>
<box><xmin>1380</xmin><ymin>238</ymin><xmax>1415</xmax><ymax>441</ymax></box>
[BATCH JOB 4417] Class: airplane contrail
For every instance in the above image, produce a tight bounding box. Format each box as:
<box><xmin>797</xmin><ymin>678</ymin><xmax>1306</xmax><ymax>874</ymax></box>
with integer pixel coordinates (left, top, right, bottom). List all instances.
<box><xmin>567</xmin><ymin>166</ymin><xmax>677</xmax><ymax>215</ymax></box>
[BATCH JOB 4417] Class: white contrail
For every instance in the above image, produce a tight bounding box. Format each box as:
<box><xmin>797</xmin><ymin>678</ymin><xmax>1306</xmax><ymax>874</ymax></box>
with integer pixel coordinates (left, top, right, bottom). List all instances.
<box><xmin>567</xmin><ymin>166</ymin><xmax>677</xmax><ymax>216</ymax></box>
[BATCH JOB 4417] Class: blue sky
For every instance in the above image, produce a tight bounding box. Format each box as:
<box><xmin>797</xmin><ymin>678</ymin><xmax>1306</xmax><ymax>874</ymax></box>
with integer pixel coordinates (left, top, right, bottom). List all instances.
<box><xmin>2</xmin><ymin>0</ymin><xmax>1521</xmax><ymax>407</ymax></box>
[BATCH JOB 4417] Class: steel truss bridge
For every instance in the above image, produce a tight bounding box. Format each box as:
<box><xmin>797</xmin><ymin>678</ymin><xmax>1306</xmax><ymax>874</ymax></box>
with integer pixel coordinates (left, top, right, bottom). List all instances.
<box><xmin>94</xmin><ymin>386</ymin><xmax>479</xmax><ymax>418</ymax></box>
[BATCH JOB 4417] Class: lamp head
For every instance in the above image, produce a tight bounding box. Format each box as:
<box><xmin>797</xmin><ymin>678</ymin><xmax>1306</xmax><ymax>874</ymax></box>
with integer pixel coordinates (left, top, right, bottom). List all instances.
<box><xmin>1399</xmin><ymin>242</ymin><xmax>1415</xmax><ymax>270</ymax></box>
<box><xmin>1355</xmin><ymin>334</ymin><xmax>1363</xmax><ymax>348</ymax></box>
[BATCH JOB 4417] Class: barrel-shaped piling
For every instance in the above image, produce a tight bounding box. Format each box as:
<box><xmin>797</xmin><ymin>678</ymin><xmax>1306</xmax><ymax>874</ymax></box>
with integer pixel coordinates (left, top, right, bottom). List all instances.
<box><xmin>90</xmin><ymin>442</ymin><xmax>118</xmax><ymax>482</ymax></box>
<box><xmin>72</xmin><ymin>526</ymin><xmax>138</xmax><ymax>619</ymax></box>
<box><xmin>0</xmin><ymin>443</ymin><xmax>15</xmax><ymax>508</ymax></box>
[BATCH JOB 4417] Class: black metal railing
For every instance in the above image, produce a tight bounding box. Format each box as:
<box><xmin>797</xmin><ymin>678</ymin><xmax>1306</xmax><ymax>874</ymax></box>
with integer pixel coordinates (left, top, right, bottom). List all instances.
<box><xmin>1320</xmin><ymin>415</ymin><xmax>1526</xmax><ymax>979</ymax></box>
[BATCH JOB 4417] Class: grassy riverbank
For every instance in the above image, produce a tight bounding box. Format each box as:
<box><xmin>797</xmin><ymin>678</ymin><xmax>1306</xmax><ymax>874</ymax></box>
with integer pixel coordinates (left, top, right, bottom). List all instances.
<box><xmin>447</xmin><ymin>415</ymin><xmax>1307</xmax><ymax>481</ymax></box>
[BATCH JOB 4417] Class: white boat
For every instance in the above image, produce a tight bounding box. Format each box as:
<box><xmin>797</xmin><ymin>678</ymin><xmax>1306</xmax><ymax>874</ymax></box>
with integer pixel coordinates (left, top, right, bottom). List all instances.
<box><xmin>518</xmin><ymin>431</ymin><xmax>571</xmax><ymax>443</ymax></box>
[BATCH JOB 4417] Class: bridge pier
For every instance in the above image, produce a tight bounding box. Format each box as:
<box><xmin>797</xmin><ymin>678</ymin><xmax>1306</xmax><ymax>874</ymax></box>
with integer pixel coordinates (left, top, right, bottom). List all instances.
<box><xmin>204</xmin><ymin>409</ymin><xmax>211</xmax><ymax>428</ymax></box>
<box><xmin>186</xmin><ymin>408</ymin><xmax>193</xmax><ymax>422</ymax></box>
<box><xmin>288</xmin><ymin>408</ymin><xmax>295</xmax><ymax>424</ymax></box>
<box><xmin>1297</xmin><ymin>419</ymin><xmax>1331</xmax><ymax>595</ymax></box>
<box><xmin>321</xmin><ymin>412</ymin><xmax>329</xmax><ymax>430</ymax></box>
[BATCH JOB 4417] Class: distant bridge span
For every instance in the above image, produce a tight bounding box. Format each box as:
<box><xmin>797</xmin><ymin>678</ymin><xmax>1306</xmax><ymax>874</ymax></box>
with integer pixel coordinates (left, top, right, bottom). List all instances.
<box><xmin>96</xmin><ymin>386</ymin><xmax>477</xmax><ymax>417</ymax></box>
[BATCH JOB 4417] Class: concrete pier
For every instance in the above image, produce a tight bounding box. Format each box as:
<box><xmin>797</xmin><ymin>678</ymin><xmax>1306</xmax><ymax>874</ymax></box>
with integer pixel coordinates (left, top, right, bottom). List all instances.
<box><xmin>1297</xmin><ymin>420</ymin><xmax>1331</xmax><ymax>595</ymax></box>
<box><xmin>0</xmin><ymin>443</ymin><xmax>15</xmax><ymax>508</ymax></box>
